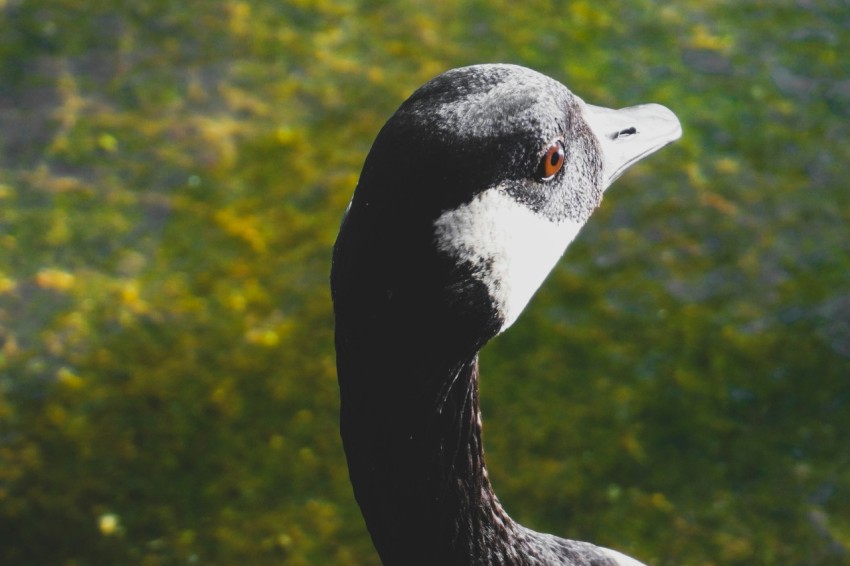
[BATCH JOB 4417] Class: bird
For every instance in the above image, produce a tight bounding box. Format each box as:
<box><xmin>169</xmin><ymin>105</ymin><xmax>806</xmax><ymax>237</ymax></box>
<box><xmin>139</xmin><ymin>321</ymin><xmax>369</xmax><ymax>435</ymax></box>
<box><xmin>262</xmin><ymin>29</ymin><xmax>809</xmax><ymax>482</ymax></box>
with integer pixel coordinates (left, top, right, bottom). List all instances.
<box><xmin>331</xmin><ymin>64</ymin><xmax>681</xmax><ymax>566</ymax></box>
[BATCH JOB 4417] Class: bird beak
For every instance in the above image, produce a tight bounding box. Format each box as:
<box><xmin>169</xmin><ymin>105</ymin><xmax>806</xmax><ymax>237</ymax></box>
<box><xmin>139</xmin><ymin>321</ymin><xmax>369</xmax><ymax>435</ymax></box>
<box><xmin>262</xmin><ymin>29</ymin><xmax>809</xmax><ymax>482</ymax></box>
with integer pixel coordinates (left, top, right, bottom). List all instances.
<box><xmin>581</xmin><ymin>102</ymin><xmax>682</xmax><ymax>190</ymax></box>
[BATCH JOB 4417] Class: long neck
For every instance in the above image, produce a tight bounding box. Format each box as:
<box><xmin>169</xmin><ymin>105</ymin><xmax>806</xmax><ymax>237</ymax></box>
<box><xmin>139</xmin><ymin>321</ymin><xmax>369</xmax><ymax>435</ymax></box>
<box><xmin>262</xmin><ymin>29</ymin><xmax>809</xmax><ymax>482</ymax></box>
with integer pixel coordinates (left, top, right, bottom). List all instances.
<box><xmin>331</xmin><ymin>188</ymin><xmax>622</xmax><ymax>565</ymax></box>
<box><xmin>332</xmin><ymin>187</ymin><xmax>524</xmax><ymax>563</ymax></box>
<box><xmin>335</xmin><ymin>322</ymin><xmax>520</xmax><ymax>565</ymax></box>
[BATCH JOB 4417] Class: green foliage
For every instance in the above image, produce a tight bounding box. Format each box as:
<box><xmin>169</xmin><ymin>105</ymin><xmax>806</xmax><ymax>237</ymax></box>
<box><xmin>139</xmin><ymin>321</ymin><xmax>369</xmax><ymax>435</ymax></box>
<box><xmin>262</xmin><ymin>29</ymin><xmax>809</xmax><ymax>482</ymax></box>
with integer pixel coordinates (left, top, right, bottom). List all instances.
<box><xmin>0</xmin><ymin>0</ymin><xmax>847</xmax><ymax>564</ymax></box>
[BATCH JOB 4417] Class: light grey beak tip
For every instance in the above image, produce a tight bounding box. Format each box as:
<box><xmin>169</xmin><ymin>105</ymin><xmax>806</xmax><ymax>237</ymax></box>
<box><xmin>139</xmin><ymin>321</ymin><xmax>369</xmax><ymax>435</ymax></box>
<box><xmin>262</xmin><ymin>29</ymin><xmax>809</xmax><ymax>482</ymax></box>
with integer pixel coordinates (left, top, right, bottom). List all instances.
<box><xmin>633</xmin><ymin>103</ymin><xmax>683</xmax><ymax>141</ymax></box>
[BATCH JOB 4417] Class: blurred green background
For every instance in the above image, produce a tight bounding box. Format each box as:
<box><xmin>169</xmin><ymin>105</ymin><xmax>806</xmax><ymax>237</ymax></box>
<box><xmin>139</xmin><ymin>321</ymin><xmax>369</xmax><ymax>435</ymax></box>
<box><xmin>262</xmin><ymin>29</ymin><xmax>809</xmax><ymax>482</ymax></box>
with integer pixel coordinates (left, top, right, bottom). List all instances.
<box><xmin>1</xmin><ymin>1</ymin><xmax>848</xmax><ymax>564</ymax></box>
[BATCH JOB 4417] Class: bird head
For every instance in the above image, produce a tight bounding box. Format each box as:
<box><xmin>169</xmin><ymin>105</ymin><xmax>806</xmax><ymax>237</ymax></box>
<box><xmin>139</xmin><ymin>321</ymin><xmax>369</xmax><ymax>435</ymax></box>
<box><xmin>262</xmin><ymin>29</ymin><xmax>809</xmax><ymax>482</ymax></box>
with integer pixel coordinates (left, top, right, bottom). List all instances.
<box><xmin>334</xmin><ymin>64</ymin><xmax>681</xmax><ymax>346</ymax></box>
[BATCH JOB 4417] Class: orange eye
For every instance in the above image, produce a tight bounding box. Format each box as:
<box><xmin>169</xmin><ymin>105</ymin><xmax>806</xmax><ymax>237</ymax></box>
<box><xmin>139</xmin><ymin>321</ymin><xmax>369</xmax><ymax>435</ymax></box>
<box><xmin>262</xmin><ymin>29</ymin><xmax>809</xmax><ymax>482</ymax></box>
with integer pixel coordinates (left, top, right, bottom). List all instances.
<box><xmin>539</xmin><ymin>140</ymin><xmax>565</xmax><ymax>181</ymax></box>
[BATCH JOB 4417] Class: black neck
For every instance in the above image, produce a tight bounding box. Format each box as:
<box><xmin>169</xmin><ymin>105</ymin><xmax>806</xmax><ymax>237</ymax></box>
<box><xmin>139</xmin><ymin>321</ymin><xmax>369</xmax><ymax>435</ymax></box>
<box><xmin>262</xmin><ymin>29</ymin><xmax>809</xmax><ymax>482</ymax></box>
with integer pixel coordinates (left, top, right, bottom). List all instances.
<box><xmin>335</xmin><ymin>319</ymin><xmax>520</xmax><ymax>565</ymax></box>
<box><xmin>331</xmin><ymin>185</ymin><xmax>621</xmax><ymax>565</ymax></box>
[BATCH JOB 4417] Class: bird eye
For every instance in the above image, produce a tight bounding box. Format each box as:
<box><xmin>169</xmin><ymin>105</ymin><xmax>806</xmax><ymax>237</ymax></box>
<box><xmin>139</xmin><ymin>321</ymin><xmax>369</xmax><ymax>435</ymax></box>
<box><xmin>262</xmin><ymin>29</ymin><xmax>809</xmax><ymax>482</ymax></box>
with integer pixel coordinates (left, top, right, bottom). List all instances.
<box><xmin>539</xmin><ymin>140</ymin><xmax>565</xmax><ymax>181</ymax></box>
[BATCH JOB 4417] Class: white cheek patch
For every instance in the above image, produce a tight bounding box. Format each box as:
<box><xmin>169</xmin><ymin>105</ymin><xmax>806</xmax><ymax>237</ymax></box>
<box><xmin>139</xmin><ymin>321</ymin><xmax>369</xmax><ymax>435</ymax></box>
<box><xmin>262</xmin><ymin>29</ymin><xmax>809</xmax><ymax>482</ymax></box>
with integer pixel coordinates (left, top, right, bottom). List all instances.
<box><xmin>434</xmin><ymin>188</ymin><xmax>584</xmax><ymax>332</ymax></box>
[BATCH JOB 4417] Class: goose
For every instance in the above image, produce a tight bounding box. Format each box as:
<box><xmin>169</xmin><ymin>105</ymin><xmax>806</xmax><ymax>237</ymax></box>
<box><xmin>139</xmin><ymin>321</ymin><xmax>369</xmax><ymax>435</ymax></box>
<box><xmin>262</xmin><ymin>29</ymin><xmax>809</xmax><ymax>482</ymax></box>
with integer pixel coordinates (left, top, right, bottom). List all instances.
<box><xmin>331</xmin><ymin>64</ymin><xmax>682</xmax><ymax>566</ymax></box>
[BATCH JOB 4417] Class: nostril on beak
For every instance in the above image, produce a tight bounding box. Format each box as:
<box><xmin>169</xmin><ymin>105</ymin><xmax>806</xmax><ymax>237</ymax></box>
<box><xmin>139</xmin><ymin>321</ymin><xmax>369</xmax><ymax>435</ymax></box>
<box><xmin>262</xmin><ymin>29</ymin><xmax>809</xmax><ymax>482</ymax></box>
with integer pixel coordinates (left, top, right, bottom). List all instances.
<box><xmin>611</xmin><ymin>127</ymin><xmax>638</xmax><ymax>140</ymax></box>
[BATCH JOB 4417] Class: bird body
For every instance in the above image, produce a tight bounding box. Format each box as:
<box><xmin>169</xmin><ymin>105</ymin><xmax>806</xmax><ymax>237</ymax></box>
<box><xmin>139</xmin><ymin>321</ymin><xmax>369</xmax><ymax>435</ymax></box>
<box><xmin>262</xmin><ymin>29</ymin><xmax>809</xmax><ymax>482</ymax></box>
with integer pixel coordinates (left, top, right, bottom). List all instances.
<box><xmin>331</xmin><ymin>64</ymin><xmax>681</xmax><ymax>565</ymax></box>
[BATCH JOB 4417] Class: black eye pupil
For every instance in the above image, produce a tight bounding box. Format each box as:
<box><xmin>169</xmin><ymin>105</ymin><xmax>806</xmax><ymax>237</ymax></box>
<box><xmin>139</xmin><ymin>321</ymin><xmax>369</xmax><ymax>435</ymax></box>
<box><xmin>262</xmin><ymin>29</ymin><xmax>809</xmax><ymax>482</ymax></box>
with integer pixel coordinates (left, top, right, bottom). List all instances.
<box><xmin>550</xmin><ymin>152</ymin><xmax>560</xmax><ymax>165</ymax></box>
